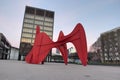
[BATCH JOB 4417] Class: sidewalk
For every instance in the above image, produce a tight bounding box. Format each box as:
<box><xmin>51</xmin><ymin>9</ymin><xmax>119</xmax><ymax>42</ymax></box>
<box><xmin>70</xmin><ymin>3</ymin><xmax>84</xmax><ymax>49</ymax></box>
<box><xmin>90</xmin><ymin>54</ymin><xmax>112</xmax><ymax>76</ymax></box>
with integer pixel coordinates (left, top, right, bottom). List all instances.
<box><xmin>0</xmin><ymin>60</ymin><xmax>120</xmax><ymax>80</ymax></box>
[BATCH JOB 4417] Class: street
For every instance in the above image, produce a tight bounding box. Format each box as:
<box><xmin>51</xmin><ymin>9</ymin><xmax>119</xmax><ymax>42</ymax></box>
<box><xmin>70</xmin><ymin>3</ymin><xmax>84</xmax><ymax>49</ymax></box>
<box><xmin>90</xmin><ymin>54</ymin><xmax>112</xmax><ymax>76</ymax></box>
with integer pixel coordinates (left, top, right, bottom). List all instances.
<box><xmin>0</xmin><ymin>60</ymin><xmax>120</xmax><ymax>80</ymax></box>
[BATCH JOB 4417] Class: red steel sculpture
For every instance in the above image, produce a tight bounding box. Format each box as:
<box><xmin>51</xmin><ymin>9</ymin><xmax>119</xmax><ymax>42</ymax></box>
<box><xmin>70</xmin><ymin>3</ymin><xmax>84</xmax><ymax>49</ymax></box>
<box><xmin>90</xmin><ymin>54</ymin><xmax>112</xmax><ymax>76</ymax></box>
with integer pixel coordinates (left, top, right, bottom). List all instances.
<box><xmin>25</xmin><ymin>23</ymin><xmax>87</xmax><ymax>66</ymax></box>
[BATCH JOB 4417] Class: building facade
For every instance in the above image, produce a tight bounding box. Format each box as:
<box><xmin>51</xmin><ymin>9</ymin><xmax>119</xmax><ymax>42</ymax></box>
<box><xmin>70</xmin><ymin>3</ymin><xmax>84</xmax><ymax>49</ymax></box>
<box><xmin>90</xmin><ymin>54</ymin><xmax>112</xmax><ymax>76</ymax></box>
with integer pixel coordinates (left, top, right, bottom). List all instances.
<box><xmin>0</xmin><ymin>33</ymin><xmax>11</xmax><ymax>59</ymax></box>
<box><xmin>88</xmin><ymin>38</ymin><xmax>102</xmax><ymax>63</ymax></box>
<box><xmin>10</xmin><ymin>47</ymin><xmax>19</xmax><ymax>60</ymax></box>
<box><xmin>89</xmin><ymin>27</ymin><xmax>120</xmax><ymax>64</ymax></box>
<box><xmin>19</xmin><ymin>6</ymin><xmax>54</xmax><ymax>61</ymax></box>
<box><xmin>101</xmin><ymin>27</ymin><xmax>120</xmax><ymax>64</ymax></box>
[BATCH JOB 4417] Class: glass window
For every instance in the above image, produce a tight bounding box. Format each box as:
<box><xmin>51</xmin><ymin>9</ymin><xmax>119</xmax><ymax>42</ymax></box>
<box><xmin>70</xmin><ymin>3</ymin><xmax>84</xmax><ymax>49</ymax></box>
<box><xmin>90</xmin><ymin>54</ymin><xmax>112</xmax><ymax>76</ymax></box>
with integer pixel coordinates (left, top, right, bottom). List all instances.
<box><xmin>116</xmin><ymin>57</ymin><xmax>120</xmax><ymax>60</ymax></box>
<box><xmin>32</xmin><ymin>39</ymin><xmax>34</xmax><ymax>44</ymax></box>
<box><xmin>22</xmin><ymin>33</ymin><xmax>32</xmax><ymax>38</ymax></box>
<box><xmin>23</xmin><ymin>23</ymin><xmax>33</xmax><ymax>28</ymax></box>
<box><xmin>104</xmin><ymin>53</ymin><xmax>107</xmax><ymax>56</ymax></box>
<box><xmin>104</xmin><ymin>48</ymin><xmax>107</xmax><ymax>51</ymax></box>
<box><xmin>35</xmin><ymin>15</ymin><xmax>44</xmax><ymax>20</ymax></box>
<box><xmin>44</xmin><ymin>31</ymin><xmax>52</xmax><ymax>36</ymax></box>
<box><xmin>105</xmin><ymin>57</ymin><xmax>108</xmax><ymax>60</ymax></box>
<box><xmin>34</xmin><ymin>25</ymin><xmax>37</xmax><ymax>29</ymax></box>
<box><xmin>33</xmin><ymin>29</ymin><xmax>44</xmax><ymax>34</ymax></box>
<box><xmin>45</xmin><ymin>17</ymin><xmax>54</xmax><ymax>22</ymax></box>
<box><xmin>21</xmin><ymin>38</ymin><xmax>31</xmax><ymax>43</ymax></box>
<box><xmin>32</xmin><ymin>34</ymin><xmax>35</xmax><ymax>38</ymax></box>
<box><xmin>44</xmin><ymin>22</ymin><xmax>53</xmax><ymax>26</ymax></box>
<box><xmin>33</xmin><ymin>30</ymin><xmax>36</xmax><ymax>34</ymax></box>
<box><xmin>34</xmin><ymin>25</ymin><xmax>43</xmax><ymax>30</ymax></box>
<box><xmin>40</xmin><ymin>30</ymin><xmax>43</xmax><ymax>32</ymax></box>
<box><xmin>115</xmin><ymin>52</ymin><xmax>119</xmax><ymax>55</ymax></box>
<box><xmin>24</xmin><ymin>19</ymin><xmax>34</xmax><ymax>24</ymax></box>
<box><xmin>23</xmin><ymin>28</ymin><xmax>33</xmax><ymax>33</ymax></box>
<box><xmin>25</xmin><ymin>14</ymin><xmax>34</xmax><ymax>19</ymax></box>
<box><xmin>44</xmin><ymin>27</ymin><xmax>53</xmax><ymax>31</ymax></box>
<box><xmin>35</xmin><ymin>20</ymin><xmax>43</xmax><ymax>25</ymax></box>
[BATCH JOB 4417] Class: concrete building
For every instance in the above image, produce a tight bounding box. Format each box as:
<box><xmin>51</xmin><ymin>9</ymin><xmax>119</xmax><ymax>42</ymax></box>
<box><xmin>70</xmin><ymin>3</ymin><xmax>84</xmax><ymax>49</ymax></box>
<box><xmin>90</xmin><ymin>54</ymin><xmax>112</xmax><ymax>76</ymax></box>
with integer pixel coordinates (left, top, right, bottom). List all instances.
<box><xmin>101</xmin><ymin>27</ymin><xmax>120</xmax><ymax>64</ymax></box>
<box><xmin>0</xmin><ymin>33</ymin><xmax>11</xmax><ymax>59</ymax></box>
<box><xmin>19</xmin><ymin>6</ymin><xmax>54</xmax><ymax>61</ymax></box>
<box><xmin>10</xmin><ymin>47</ymin><xmax>19</xmax><ymax>60</ymax></box>
<box><xmin>89</xmin><ymin>27</ymin><xmax>120</xmax><ymax>64</ymax></box>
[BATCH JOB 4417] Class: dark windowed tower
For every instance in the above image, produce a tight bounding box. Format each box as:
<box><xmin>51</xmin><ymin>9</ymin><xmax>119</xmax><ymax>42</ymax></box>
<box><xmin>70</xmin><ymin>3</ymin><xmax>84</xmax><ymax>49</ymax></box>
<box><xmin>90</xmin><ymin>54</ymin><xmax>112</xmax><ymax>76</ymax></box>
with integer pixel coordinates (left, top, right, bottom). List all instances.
<box><xmin>18</xmin><ymin>6</ymin><xmax>54</xmax><ymax>61</ymax></box>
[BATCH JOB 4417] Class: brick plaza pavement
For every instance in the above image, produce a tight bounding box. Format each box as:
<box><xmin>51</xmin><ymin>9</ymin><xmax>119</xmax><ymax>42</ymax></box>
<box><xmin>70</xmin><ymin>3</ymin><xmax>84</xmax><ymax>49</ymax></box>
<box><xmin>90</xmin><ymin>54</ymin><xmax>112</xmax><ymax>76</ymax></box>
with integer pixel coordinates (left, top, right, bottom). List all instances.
<box><xmin>0</xmin><ymin>60</ymin><xmax>120</xmax><ymax>80</ymax></box>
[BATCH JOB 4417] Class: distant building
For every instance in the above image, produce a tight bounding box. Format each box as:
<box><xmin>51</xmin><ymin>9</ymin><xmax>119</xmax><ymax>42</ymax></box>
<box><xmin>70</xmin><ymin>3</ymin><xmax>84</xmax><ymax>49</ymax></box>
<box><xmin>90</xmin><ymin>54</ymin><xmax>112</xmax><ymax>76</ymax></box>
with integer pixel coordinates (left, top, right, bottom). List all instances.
<box><xmin>67</xmin><ymin>47</ymin><xmax>81</xmax><ymax>63</ymax></box>
<box><xmin>56</xmin><ymin>49</ymin><xmax>60</xmax><ymax>54</ymax></box>
<box><xmin>89</xmin><ymin>38</ymin><xmax>102</xmax><ymax>63</ymax></box>
<box><xmin>101</xmin><ymin>27</ymin><xmax>120</xmax><ymax>64</ymax></box>
<box><xmin>0</xmin><ymin>33</ymin><xmax>11</xmax><ymax>59</ymax></box>
<box><xmin>10</xmin><ymin>47</ymin><xmax>19</xmax><ymax>60</ymax></box>
<box><xmin>56</xmin><ymin>47</ymin><xmax>76</xmax><ymax>54</ymax></box>
<box><xmin>68</xmin><ymin>47</ymin><xmax>76</xmax><ymax>54</ymax></box>
<box><xmin>19</xmin><ymin>6</ymin><xmax>54</xmax><ymax>61</ymax></box>
<box><xmin>89</xmin><ymin>27</ymin><xmax>120</xmax><ymax>64</ymax></box>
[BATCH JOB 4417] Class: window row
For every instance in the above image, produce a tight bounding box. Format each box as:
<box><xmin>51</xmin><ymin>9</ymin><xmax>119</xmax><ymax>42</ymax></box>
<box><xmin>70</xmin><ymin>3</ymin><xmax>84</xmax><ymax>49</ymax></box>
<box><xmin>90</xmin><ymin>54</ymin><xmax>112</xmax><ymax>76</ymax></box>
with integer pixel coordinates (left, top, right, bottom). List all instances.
<box><xmin>34</xmin><ymin>25</ymin><xmax>43</xmax><ymax>29</ymax></box>
<box><xmin>45</xmin><ymin>17</ymin><xmax>54</xmax><ymax>22</ymax></box>
<box><xmin>25</xmin><ymin>14</ymin><xmax>34</xmax><ymax>19</ymax></box>
<box><xmin>22</xmin><ymin>33</ymin><xmax>33</xmax><ymax>38</ymax></box>
<box><xmin>21</xmin><ymin>38</ymin><xmax>31</xmax><ymax>43</ymax></box>
<box><xmin>44</xmin><ymin>22</ymin><xmax>53</xmax><ymax>26</ymax></box>
<box><xmin>23</xmin><ymin>25</ymin><xmax>52</xmax><ymax>34</ymax></box>
<box><xmin>44</xmin><ymin>27</ymin><xmax>53</xmax><ymax>31</ymax></box>
<box><xmin>44</xmin><ymin>31</ymin><xmax>52</xmax><ymax>36</ymax></box>
<box><xmin>23</xmin><ymin>23</ymin><xmax>43</xmax><ymax>29</ymax></box>
<box><xmin>25</xmin><ymin>14</ymin><xmax>54</xmax><ymax>22</ymax></box>
<box><xmin>32</xmin><ymin>33</ymin><xmax>52</xmax><ymax>39</ymax></box>
<box><xmin>23</xmin><ymin>23</ymin><xmax>33</xmax><ymax>28</ymax></box>
<box><xmin>22</xmin><ymin>28</ymin><xmax>33</xmax><ymax>33</ymax></box>
<box><xmin>24</xmin><ymin>19</ymin><xmax>53</xmax><ymax>27</ymax></box>
<box><xmin>104</xmin><ymin>57</ymin><xmax>120</xmax><ymax>60</ymax></box>
<box><xmin>24</xmin><ymin>19</ymin><xmax>34</xmax><ymax>24</ymax></box>
<box><xmin>21</xmin><ymin>36</ymin><xmax>52</xmax><ymax>44</ymax></box>
<box><xmin>33</xmin><ymin>29</ymin><xmax>44</xmax><ymax>34</ymax></box>
<box><xmin>34</xmin><ymin>20</ymin><xmax>44</xmax><ymax>25</ymax></box>
<box><xmin>35</xmin><ymin>15</ymin><xmax>44</xmax><ymax>20</ymax></box>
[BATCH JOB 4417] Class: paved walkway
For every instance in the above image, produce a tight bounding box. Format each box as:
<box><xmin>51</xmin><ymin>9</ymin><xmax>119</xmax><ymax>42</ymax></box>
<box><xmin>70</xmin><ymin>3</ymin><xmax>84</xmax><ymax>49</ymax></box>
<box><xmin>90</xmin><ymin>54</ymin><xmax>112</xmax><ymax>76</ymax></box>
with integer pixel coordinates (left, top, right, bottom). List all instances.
<box><xmin>0</xmin><ymin>60</ymin><xmax>120</xmax><ymax>80</ymax></box>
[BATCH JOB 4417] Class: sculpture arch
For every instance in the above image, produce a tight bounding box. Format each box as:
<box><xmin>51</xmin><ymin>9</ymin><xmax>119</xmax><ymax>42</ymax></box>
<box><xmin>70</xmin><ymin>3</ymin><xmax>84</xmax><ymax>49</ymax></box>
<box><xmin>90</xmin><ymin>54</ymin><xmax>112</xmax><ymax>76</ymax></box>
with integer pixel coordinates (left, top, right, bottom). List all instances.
<box><xmin>25</xmin><ymin>23</ymin><xmax>87</xmax><ymax>66</ymax></box>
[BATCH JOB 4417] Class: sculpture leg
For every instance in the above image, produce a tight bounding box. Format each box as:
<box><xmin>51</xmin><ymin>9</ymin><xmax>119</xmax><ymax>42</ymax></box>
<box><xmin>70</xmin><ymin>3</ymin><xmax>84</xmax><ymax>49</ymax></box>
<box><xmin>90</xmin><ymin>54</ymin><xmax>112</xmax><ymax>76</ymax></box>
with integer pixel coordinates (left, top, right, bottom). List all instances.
<box><xmin>71</xmin><ymin>23</ymin><xmax>87</xmax><ymax>66</ymax></box>
<box><xmin>56</xmin><ymin>31</ymin><xmax>68</xmax><ymax>65</ymax></box>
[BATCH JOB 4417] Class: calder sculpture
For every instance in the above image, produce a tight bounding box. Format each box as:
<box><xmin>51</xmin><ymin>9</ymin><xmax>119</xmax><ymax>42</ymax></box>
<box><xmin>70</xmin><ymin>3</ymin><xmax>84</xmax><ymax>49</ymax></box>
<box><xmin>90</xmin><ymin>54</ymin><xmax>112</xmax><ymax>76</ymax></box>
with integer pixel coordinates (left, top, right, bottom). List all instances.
<box><xmin>25</xmin><ymin>23</ymin><xmax>87</xmax><ymax>66</ymax></box>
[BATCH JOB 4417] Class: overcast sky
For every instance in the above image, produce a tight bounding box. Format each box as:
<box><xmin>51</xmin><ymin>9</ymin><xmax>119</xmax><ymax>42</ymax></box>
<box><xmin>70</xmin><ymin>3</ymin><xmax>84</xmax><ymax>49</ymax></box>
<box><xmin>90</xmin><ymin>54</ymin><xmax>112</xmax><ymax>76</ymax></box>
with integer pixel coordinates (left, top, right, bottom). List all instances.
<box><xmin>0</xmin><ymin>0</ymin><xmax>120</xmax><ymax>51</ymax></box>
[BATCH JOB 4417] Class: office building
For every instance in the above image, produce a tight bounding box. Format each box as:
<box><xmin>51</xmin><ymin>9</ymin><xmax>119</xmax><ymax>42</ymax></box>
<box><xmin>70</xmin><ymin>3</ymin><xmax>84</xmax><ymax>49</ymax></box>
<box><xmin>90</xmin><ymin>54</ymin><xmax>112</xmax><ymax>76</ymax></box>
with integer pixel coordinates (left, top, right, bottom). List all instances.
<box><xmin>19</xmin><ymin>6</ymin><xmax>54</xmax><ymax>61</ymax></box>
<box><xmin>0</xmin><ymin>33</ymin><xmax>11</xmax><ymax>59</ymax></box>
<box><xmin>89</xmin><ymin>27</ymin><xmax>120</xmax><ymax>64</ymax></box>
<box><xmin>101</xmin><ymin>27</ymin><xmax>120</xmax><ymax>64</ymax></box>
